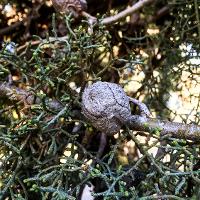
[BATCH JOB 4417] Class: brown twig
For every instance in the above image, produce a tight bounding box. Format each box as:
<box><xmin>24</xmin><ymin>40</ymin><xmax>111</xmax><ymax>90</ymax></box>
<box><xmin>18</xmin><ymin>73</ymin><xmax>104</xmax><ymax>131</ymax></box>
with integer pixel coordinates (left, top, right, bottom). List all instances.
<box><xmin>16</xmin><ymin>36</ymin><xmax>68</xmax><ymax>53</ymax></box>
<box><xmin>0</xmin><ymin>82</ymin><xmax>62</xmax><ymax>111</ymax></box>
<box><xmin>101</xmin><ymin>0</ymin><xmax>155</xmax><ymax>25</ymax></box>
<box><xmin>0</xmin><ymin>20</ymin><xmax>24</xmax><ymax>36</ymax></box>
<box><xmin>0</xmin><ymin>15</ymin><xmax>40</xmax><ymax>36</ymax></box>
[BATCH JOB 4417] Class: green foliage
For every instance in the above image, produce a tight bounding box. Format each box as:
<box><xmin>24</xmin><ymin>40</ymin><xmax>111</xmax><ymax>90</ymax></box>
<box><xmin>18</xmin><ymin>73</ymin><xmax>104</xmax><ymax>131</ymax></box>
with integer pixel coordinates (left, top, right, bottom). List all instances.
<box><xmin>0</xmin><ymin>1</ymin><xmax>200</xmax><ymax>200</ymax></box>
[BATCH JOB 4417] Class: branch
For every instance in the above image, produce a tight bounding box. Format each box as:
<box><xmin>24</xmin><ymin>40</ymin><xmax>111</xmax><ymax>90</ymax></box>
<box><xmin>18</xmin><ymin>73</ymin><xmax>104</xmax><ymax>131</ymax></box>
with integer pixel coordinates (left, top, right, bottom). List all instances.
<box><xmin>0</xmin><ymin>82</ymin><xmax>62</xmax><ymax>111</ymax></box>
<box><xmin>101</xmin><ymin>0</ymin><xmax>155</xmax><ymax>25</ymax></box>
<box><xmin>1</xmin><ymin>82</ymin><xmax>200</xmax><ymax>141</ymax></box>
<box><xmin>127</xmin><ymin>115</ymin><xmax>200</xmax><ymax>141</ymax></box>
<box><xmin>0</xmin><ymin>20</ymin><xmax>24</xmax><ymax>36</ymax></box>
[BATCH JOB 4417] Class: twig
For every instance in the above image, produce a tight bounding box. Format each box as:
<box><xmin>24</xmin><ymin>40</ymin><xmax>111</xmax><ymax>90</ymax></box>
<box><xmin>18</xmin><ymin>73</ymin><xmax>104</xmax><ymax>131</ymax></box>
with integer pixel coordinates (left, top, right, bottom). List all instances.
<box><xmin>128</xmin><ymin>131</ymin><xmax>164</xmax><ymax>174</ymax></box>
<box><xmin>16</xmin><ymin>36</ymin><xmax>68</xmax><ymax>53</ymax></box>
<box><xmin>43</xmin><ymin>106</ymin><xmax>68</xmax><ymax>130</ymax></box>
<box><xmin>0</xmin><ymin>20</ymin><xmax>24</xmax><ymax>36</ymax></box>
<box><xmin>139</xmin><ymin>194</ymin><xmax>183</xmax><ymax>200</ymax></box>
<box><xmin>127</xmin><ymin>115</ymin><xmax>200</xmax><ymax>141</ymax></box>
<box><xmin>0</xmin><ymin>15</ymin><xmax>38</xmax><ymax>36</ymax></box>
<box><xmin>0</xmin><ymin>82</ymin><xmax>62</xmax><ymax>111</ymax></box>
<box><xmin>101</xmin><ymin>0</ymin><xmax>155</xmax><ymax>25</ymax></box>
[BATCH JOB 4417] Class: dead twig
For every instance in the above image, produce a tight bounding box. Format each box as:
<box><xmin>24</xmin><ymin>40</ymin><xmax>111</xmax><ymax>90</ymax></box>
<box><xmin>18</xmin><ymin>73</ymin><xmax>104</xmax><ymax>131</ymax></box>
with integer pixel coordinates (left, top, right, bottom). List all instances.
<box><xmin>101</xmin><ymin>0</ymin><xmax>155</xmax><ymax>25</ymax></box>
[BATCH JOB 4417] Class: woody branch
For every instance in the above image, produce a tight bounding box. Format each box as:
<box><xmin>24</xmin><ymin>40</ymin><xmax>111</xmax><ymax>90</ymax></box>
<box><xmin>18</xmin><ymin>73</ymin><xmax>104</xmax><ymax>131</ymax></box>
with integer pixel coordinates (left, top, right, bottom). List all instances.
<box><xmin>0</xmin><ymin>82</ymin><xmax>200</xmax><ymax>141</ymax></box>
